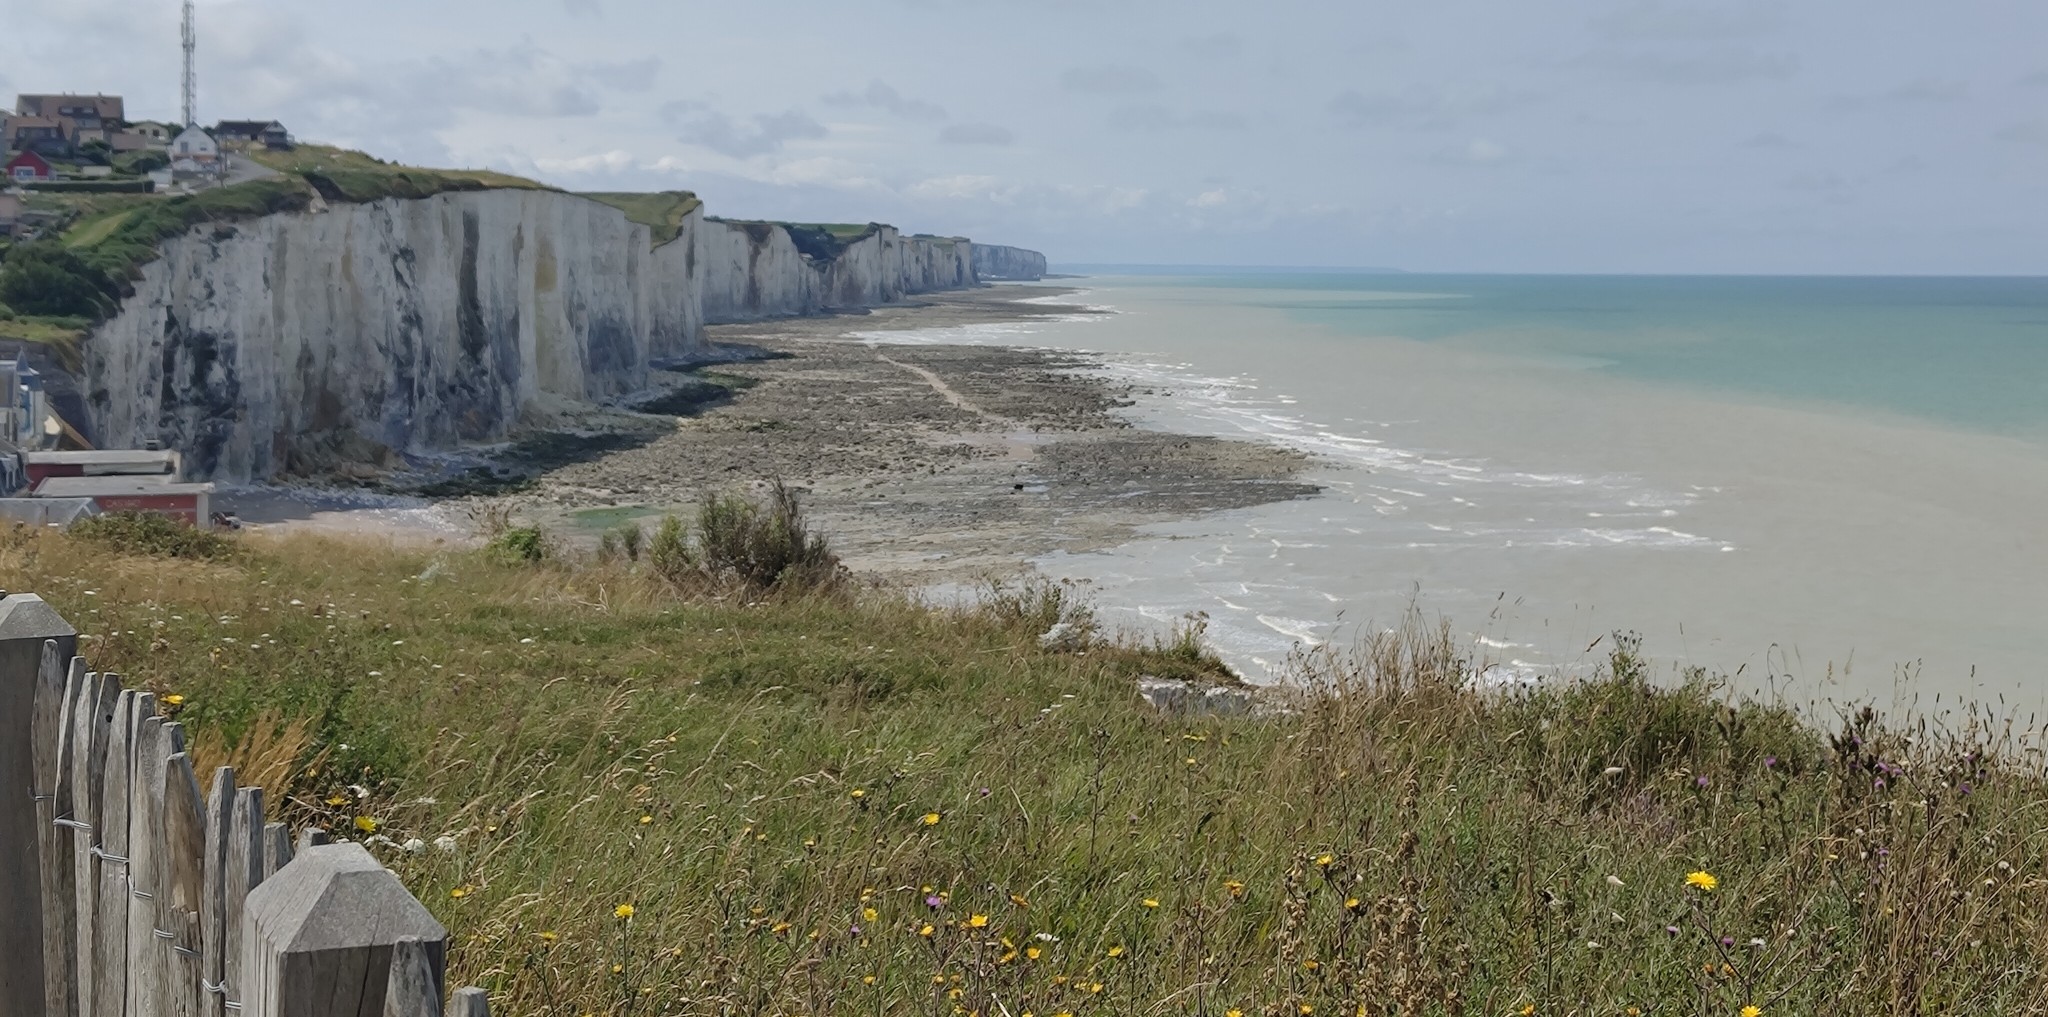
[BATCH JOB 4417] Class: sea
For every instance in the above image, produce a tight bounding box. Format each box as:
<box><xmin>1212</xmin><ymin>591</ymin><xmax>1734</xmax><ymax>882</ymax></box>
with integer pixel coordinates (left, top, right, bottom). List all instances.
<box><xmin>868</xmin><ymin>272</ymin><xmax>2048</xmax><ymax>715</ymax></box>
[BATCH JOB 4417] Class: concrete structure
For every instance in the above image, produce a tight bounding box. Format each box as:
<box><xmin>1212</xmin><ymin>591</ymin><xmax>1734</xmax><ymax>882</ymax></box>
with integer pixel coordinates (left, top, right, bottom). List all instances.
<box><xmin>31</xmin><ymin>476</ymin><xmax>213</xmax><ymax>526</ymax></box>
<box><xmin>5</xmin><ymin>150</ymin><xmax>53</xmax><ymax>184</ymax></box>
<box><xmin>23</xmin><ymin>448</ymin><xmax>181</xmax><ymax>485</ymax></box>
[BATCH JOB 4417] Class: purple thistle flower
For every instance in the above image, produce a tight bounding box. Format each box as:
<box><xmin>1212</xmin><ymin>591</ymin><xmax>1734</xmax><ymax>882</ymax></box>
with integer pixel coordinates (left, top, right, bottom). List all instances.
<box><xmin>926</xmin><ymin>895</ymin><xmax>944</xmax><ymax>909</ymax></box>
<box><xmin>1763</xmin><ymin>756</ymin><xmax>1777</xmax><ymax>769</ymax></box>
<box><xmin>850</xmin><ymin>924</ymin><xmax>863</xmax><ymax>936</ymax></box>
<box><xmin>1959</xmin><ymin>783</ymin><xmax>1972</xmax><ymax>795</ymax></box>
<box><xmin>1665</xmin><ymin>926</ymin><xmax>1680</xmax><ymax>937</ymax></box>
<box><xmin>1695</xmin><ymin>776</ymin><xmax>1710</xmax><ymax>789</ymax></box>
<box><xmin>1721</xmin><ymin>936</ymin><xmax>1735</xmax><ymax>948</ymax></box>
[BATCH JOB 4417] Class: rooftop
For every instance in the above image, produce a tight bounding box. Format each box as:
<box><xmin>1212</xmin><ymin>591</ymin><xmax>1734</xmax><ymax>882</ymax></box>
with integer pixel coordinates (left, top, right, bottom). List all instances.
<box><xmin>33</xmin><ymin>476</ymin><xmax>214</xmax><ymax>498</ymax></box>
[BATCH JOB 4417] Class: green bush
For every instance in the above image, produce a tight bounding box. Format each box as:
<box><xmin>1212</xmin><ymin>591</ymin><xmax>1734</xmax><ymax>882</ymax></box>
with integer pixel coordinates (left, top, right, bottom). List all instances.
<box><xmin>650</xmin><ymin>481</ymin><xmax>841</xmax><ymax>592</ymax></box>
<box><xmin>0</xmin><ymin>243</ymin><xmax>119</xmax><ymax>318</ymax></box>
<box><xmin>0</xmin><ymin>302</ymin><xmax>15</xmax><ymax>322</ymax></box>
<box><xmin>69</xmin><ymin>512</ymin><xmax>235</xmax><ymax>560</ymax></box>
<box><xmin>486</xmin><ymin>526</ymin><xmax>549</xmax><ymax>563</ymax></box>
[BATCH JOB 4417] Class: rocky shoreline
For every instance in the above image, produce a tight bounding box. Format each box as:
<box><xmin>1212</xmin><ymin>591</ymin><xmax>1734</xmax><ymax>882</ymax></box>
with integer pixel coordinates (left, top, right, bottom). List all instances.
<box><xmin>231</xmin><ymin>286</ymin><xmax>1320</xmax><ymax>584</ymax></box>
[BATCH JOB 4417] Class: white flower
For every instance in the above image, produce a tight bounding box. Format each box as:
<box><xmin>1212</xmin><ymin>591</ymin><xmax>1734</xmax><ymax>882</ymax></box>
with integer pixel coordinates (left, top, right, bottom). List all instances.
<box><xmin>520</xmin><ymin>638</ymin><xmax>535</xmax><ymax>645</ymax></box>
<box><xmin>1605</xmin><ymin>875</ymin><xmax>1624</xmax><ymax>887</ymax></box>
<box><xmin>433</xmin><ymin>836</ymin><xmax>459</xmax><ymax>854</ymax></box>
<box><xmin>402</xmin><ymin>838</ymin><xmax>426</xmax><ymax>854</ymax></box>
<box><xmin>1601</xmin><ymin>766</ymin><xmax>1624</xmax><ymax>777</ymax></box>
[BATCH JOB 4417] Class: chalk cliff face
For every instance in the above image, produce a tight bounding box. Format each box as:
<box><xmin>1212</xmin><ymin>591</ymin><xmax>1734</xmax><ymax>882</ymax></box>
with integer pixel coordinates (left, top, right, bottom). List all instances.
<box><xmin>84</xmin><ymin>189</ymin><xmax>1041</xmax><ymax>481</ymax></box>
<box><xmin>972</xmin><ymin>244</ymin><xmax>1048</xmax><ymax>281</ymax></box>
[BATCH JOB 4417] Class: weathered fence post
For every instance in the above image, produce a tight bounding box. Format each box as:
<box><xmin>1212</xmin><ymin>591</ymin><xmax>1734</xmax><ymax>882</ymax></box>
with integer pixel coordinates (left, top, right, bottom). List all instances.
<box><xmin>448</xmin><ymin>987</ymin><xmax>491</xmax><ymax>1017</ymax></box>
<box><xmin>240</xmin><ymin>843</ymin><xmax>448</xmax><ymax>1017</ymax></box>
<box><xmin>0</xmin><ymin>596</ymin><xmax>77</xmax><ymax>1017</ymax></box>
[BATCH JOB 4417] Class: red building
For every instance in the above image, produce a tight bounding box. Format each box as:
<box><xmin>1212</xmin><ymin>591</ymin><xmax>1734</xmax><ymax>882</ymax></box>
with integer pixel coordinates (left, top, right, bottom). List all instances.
<box><xmin>32</xmin><ymin>477</ymin><xmax>214</xmax><ymax>528</ymax></box>
<box><xmin>5</xmin><ymin>150</ymin><xmax>53</xmax><ymax>184</ymax></box>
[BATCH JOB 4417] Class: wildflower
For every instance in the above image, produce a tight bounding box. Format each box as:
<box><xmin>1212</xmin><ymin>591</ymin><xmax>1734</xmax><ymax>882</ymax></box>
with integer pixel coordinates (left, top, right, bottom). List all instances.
<box><xmin>863</xmin><ymin>907</ymin><xmax>878</xmax><ymax>922</ymax></box>
<box><xmin>353</xmin><ymin>817</ymin><xmax>379</xmax><ymax>834</ymax></box>
<box><xmin>639</xmin><ymin>815</ymin><xmax>653</xmax><ymax>825</ymax></box>
<box><xmin>1685</xmin><ymin>870</ymin><xmax>1719</xmax><ymax>892</ymax></box>
<box><xmin>1606</xmin><ymin>875</ymin><xmax>1624</xmax><ymax>887</ymax></box>
<box><xmin>326</xmin><ymin>795</ymin><xmax>349</xmax><ymax>807</ymax></box>
<box><xmin>1087</xmin><ymin>982</ymin><xmax>1104</xmax><ymax>994</ymax></box>
<box><xmin>1314</xmin><ymin>854</ymin><xmax>1335</xmax><ymax>869</ymax></box>
<box><xmin>163</xmin><ymin>694</ymin><xmax>186</xmax><ymax>707</ymax></box>
<box><xmin>1227</xmin><ymin>1011</ymin><xmax>1244</xmax><ymax>1017</ymax></box>
<box><xmin>918</xmin><ymin>924</ymin><xmax>935</xmax><ymax>937</ymax></box>
<box><xmin>770</xmin><ymin>921</ymin><xmax>792</xmax><ymax>936</ymax></box>
<box><xmin>1026</xmin><ymin>946</ymin><xmax>1042</xmax><ymax>960</ymax></box>
<box><xmin>1010</xmin><ymin>893</ymin><xmax>1030</xmax><ymax>907</ymax></box>
<box><xmin>922</xmin><ymin>812</ymin><xmax>942</xmax><ymax>826</ymax></box>
<box><xmin>433</xmin><ymin>836</ymin><xmax>459</xmax><ymax>853</ymax></box>
<box><xmin>1344</xmin><ymin>897</ymin><xmax>1362</xmax><ymax>912</ymax></box>
<box><xmin>614</xmin><ymin>903</ymin><xmax>635</xmax><ymax>919</ymax></box>
<box><xmin>1302</xmin><ymin>959</ymin><xmax>1320</xmax><ymax>971</ymax></box>
<box><xmin>1107</xmin><ymin>945</ymin><xmax>1125</xmax><ymax>958</ymax></box>
<box><xmin>927</xmin><ymin>894</ymin><xmax>944</xmax><ymax>908</ymax></box>
<box><xmin>1741</xmin><ymin>1007</ymin><xmax>1762</xmax><ymax>1017</ymax></box>
<box><xmin>1223</xmin><ymin>879</ymin><xmax>1246</xmax><ymax>898</ymax></box>
<box><xmin>450</xmin><ymin>887</ymin><xmax>470</xmax><ymax>899</ymax></box>
<box><xmin>610</xmin><ymin>964</ymin><xmax>623</xmax><ymax>975</ymax></box>
<box><xmin>1142</xmin><ymin>899</ymin><xmax>1160</xmax><ymax>909</ymax></box>
<box><xmin>862</xmin><ymin>975</ymin><xmax>876</xmax><ymax>985</ymax></box>
<box><xmin>538</xmin><ymin>931</ymin><xmax>558</xmax><ymax>944</ymax></box>
<box><xmin>850</xmin><ymin>789</ymin><xmax>866</xmax><ymax>799</ymax></box>
<box><xmin>401</xmin><ymin>838</ymin><xmax>426</xmax><ymax>854</ymax></box>
<box><xmin>968</xmin><ymin>914</ymin><xmax>990</xmax><ymax>928</ymax></box>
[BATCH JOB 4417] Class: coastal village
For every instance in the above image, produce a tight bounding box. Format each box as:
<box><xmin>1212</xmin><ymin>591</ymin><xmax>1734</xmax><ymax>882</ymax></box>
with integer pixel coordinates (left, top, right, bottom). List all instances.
<box><xmin>0</xmin><ymin>92</ymin><xmax>283</xmax><ymax>528</ymax></box>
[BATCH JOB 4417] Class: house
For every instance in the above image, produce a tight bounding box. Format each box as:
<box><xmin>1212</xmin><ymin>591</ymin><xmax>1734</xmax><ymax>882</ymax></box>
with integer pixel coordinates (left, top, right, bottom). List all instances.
<box><xmin>0</xmin><ymin>498</ymin><xmax>100</xmax><ymax>529</ymax></box>
<box><xmin>3</xmin><ymin>115</ymin><xmax>73</xmax><ymax>158</ymax></box>
<box><xmin>128</xmin><ymin>120</ymin><xmax>174</xmax><ymax>145</ymax></box>
<box><xmin>30</xmin><ymin>476</ymin><xmax>215</xmax><ymax>528</ymax></box>
<box><xmin>213</xmin><ymin>120</ymin><xmax>292</xmax><ymax>150</ymax></box>
<box><xmin>14</xmin><ymin>94</ymin><xmax>124</xmax><ymax>133</ymax></box>
<box><xmin>0</xmin><ymin>192</ymin><xmax>21</xmax><ymax>238</ymax></box>
<box><xmin>0</xmin><ymin>358</ymin><xmax>52</xmax><ymax>449</ymax></box>
<box><xmin>108</xmin><ymin>131</ymin><xmax>154</xmax><ymax>154</ymax></box>
<box><xmin>4</xmin><ymin>150</ymin><xmax>53</xmax><ymax>184</ymax></box>
<box><xmin>169</xmin><ymin>126</ymin><xmax>219</xmax><ymax>178</ymax></box>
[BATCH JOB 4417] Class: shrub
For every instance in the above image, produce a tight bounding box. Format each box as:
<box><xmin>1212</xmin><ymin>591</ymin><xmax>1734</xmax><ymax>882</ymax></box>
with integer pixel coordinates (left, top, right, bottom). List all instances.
<box><xmin>69</xmin><ymin>512</ymin><xmax>234</xmax><ymax>559</ymax></box>
<box><xmin>648</xmin><ymin>481</ymin><xmax>841</xmax><ymax>592</ymax></box>
<box><xmin>0</xmin><ymin>243</ymin><xmax>118</xmax><ymax>318</ymax></box>
<box><xmin>486</xmin><ymin>526</ymin><xmax>549</xmax><ymax>563</ymax></box>
<box><xmin>0</xmin><ymin>301</ymin><xmax>15</xmax><ymax>322</ymax></box>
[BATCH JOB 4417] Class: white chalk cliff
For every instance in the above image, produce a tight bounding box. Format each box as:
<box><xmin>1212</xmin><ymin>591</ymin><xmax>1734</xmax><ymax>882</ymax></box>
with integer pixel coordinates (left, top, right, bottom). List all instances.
<box><xmin>82</xmin><ymin>189</ymin><xmax>1038</xmax><ymax>481</ymax></box>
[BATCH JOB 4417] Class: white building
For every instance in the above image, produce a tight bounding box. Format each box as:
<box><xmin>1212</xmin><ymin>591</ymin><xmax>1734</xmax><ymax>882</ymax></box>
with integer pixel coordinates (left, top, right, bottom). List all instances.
<box><xmin>169</xmin><ymin>126</ymin><xmax>219</xmax><ymax>179</ymax></box>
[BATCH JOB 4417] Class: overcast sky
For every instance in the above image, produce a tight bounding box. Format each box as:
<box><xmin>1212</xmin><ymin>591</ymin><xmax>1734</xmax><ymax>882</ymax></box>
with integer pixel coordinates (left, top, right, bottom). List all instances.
<box><xmin>4</xmin><ymin>0</ymin><xmax>2044</xmax><ymax>272</ymax></box>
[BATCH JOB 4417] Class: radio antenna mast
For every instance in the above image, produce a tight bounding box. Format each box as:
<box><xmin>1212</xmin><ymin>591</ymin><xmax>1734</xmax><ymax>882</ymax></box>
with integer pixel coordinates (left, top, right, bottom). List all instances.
<box><xmin>181</xmin><ymin>0</ymin><xmax>197</xmax><ymax>127</ymax></box>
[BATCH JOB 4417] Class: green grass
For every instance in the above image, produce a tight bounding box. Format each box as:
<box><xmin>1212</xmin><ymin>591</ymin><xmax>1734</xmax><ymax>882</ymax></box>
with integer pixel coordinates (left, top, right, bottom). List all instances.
<box><xmin>6</xmin><ymin>524</ymin><xmax>2045</xmax><ymax>1015</ymax></box>
<box><xmin>581</xmin><ymin>191</ymin><xmax>704</xmax><ymax>247</ymax></box>
<box><xmin>62</xmin><ymin>208</ymin><xmax>137</xmax><ymax>250</ymax></box>
<box><xmin>245</xmin><ymin>143</ymin><xmax>551</xmax><ymax>192</ymax></box>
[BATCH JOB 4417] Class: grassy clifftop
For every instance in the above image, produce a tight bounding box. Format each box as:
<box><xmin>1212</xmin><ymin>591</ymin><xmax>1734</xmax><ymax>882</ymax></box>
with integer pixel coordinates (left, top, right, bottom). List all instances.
<box><xmin>6</xmin><ymin>515</ymin><xmax>2043</xmax><ymax>1014</ymax></box>
<box><xmin>581</xmin><ymin>191</ymin><xmax>704</xmax><ymax>247</ymax></box>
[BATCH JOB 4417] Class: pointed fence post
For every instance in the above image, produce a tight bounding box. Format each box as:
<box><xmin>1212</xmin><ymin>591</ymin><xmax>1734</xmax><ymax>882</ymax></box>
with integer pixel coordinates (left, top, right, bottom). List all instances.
<box><xmin>241</xmin><ymin>843</ymin><xmax>448</xmax><ymax>1017</ymax></box>
<box><xmin>448</xmin><ymin>987</ymin><xmax>491</xmax><ymax>1017</ymax></box>
<box><xmin>0</xmin><ymin>595</ymin><xmax>77</xmax><ymax>1017</ymax></box>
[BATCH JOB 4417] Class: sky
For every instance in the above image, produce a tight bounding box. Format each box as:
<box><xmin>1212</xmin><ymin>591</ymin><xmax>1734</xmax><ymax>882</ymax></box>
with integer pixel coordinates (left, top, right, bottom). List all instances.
<box><xmin>3</xmin><ymin>0</ymin><xmax>2044</xmax><ymax>273</ymax></box>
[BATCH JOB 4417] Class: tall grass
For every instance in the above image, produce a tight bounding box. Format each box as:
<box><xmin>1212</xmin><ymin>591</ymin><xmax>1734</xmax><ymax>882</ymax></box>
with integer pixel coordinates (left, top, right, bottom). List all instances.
<box><xmin>3</xmin><ymin>523</ymin><xmax>2044</xmax><ymax>1015</ymax></box>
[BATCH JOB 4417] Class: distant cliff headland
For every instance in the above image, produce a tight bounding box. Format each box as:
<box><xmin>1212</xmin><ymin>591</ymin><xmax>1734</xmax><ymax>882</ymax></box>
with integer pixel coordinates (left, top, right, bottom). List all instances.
<box><xmin>0</xmin><ymin>145</ymin><xmax>1046</xmax><ymax>481</ymax></box>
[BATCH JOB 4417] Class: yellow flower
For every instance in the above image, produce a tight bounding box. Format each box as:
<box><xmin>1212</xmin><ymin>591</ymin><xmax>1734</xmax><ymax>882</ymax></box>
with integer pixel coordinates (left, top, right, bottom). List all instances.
<box><xmin>1010</xmin><ymin>893</ymin><xmax>1030</xmax><ymax>908</ymax></box>
<box><xmin>1107</xmin><ymin>945</ymin><xmax>1125</xmax><ymax>958</ymax></box>
<box><xmin>610</xmin><ymin>964</ymin><xmax>623</xmax><ymax>975</ymax></box>
<box><xmin>862</xmin><ymin>974</ymin><xmax>876</xmax><ymax>985</ymax></box>
<box><xmin>1302</xmin><ymin>959</ymin><xmax>1320</xmax><ymax>971</ymax></box>
<box><xmin>1314</xmin><ymin>853</ymin><xmax>1335</xmax><ymax>869</ymax></box>
<box><xmin>1299</xmin><ymin>1005</ymin><xmax>1314</xmax><ymax>1016</ymax></box>
<box><xmin>850</xmin><ymin>788</ymin><xmax>866</xmax><ymax>799</ymax></box>
<box><xmin>1026</xmin><ymin>946</ymin><xmax>1042</xmax><ymax>960</ymax></box>
<box><xmin>770</xmin><ymin>921</ymin><xmax>792</xmax><ymax>935</ymax></box>
<box><xmin>163</xmin><ymin>694</ymin><xmax>186</xmax><ymax>706</ymax></box>
<box><xmin>1087</xmin><ymin>982</ymin><xmax>1104</xmax><ymax>994</ymax></box>
<box><xmin>922</xmin><ymin>812</ymin><xmax>942</xmax><ymax>826</ymax></box>
<box><xmin>968</xmin><ymin>914</ymin><xmax>989</xmax><ymax>928</ymax></box>
<box><xmin>862</xmin><ymin>907</ymin><xmax>879</xmax><ymax>922</ymax></box>
<box><xmin>1520</xmin><ymin>1007</ymin><xmax>1535</xmax><ymax>1017</ymax></box>
<box><xmin>1227</xmin><ymin>1011</ymin><xmax>1244</xmax><ymax>1017</ymax></box>
<box><xmin>1223</xmin><ymin>879</ymin><xmax>1246</xmax><ymax>898</ymax></box>
<box><xmin>614</xmin><ymin>903</ymin><xmax>635</xmax><ymax>919</ymax></box>
<box><xmin>325</xmin><ymin>795</ymin><xmax>348</xmax><ymax>807</ymax></box>
<box><xmin>1344</xmin><ymin>897</ymin><xmax>1362</xmax><ymax>911</ymax></box>
<box><xmin>1741</xmin><ymin>1007</ymin><xmax>1763</xmax><ymax>1017</ymax></box>
<box><xmin>1141</xmin><ymin>898</ymin><xmax>1160</xmax><ymax>909</ymax></box>
<box><xmin>537</xmin><ymin>931</ymin><xmax>558</xmax><ymax>943</ymax></box>
<box><xmin>449</xmin><ymin>886</ymin><xmax>470</xmax><ymax>899</ymax></box>
<box><xmin>638</xmin><ymin>815</ymin><xmax>652</xmax><ymax>825</ymax></box>
<box><xmin>918</xmin><ymin>923</ymin><xmax>935</xmax><ymax>937</ymax></box>
<box><xmin>353</xmin><ymin>816</ymin><xmax>378</xmax><ymax>834</ymax></box>
<box><xmin>1686</xmin><ymin>870</ymin><xmax>1719</xmax><ymax>892</ymax></box>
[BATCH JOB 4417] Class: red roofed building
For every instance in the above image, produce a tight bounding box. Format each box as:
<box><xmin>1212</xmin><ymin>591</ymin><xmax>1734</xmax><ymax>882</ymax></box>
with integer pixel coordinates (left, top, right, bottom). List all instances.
<box><xmin>5</xmin><ymin>150</ymin><xmax>53</xmax><ymax>184</ymax></box>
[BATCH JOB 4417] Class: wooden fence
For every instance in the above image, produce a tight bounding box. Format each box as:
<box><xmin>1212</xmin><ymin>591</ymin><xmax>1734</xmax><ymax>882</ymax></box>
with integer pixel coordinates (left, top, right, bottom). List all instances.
<box><xmin>0</xmin><ymin>593</ymin><xmax>490</xmax><ymax>1017</ymax></box>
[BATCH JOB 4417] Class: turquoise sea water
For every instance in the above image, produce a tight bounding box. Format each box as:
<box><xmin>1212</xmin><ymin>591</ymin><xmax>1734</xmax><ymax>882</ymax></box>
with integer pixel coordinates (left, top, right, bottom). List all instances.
<box><xmin>1121</xmin><ymin>273</ymin><xmax>2048</xmax><ymax>443</ymax></box>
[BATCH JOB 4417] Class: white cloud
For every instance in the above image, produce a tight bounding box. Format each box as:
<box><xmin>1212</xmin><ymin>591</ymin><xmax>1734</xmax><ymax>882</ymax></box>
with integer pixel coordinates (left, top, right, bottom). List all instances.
<box><xmin>663</xmin><ymin>103</ymin><xmax>828</xmax><ymax>158</ymax></box>
<box><xmin>822</xmin><ymin>80</ymin><xmax>949</xmax><ymax>121</ymax></box>
<box><xmin>1189</xmin><ymin>189</ymin><xmax>1230</xmax><ymax>208</ymax></box>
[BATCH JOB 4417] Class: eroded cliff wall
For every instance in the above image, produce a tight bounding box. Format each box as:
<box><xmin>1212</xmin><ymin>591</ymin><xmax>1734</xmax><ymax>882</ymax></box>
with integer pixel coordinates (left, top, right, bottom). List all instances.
<box><xmin>84</xmin><ymin>188</ymin><xmax>1040</xmax><ymax>481</ymax></box>
<box><xmin>88</xmin><ymin>189</ymin><xmax>693</xmax><ymax>482</ymax></box>
<box><xmin>972</xmin><ymin>244</ymin><xmax>1048</xmax><ymax>281</ymax></box>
